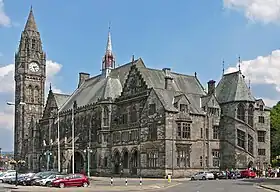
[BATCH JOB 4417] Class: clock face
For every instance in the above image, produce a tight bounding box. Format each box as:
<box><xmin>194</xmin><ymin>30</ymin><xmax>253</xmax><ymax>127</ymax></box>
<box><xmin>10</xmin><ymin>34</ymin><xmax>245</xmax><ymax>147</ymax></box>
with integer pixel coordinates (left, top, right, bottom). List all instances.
<box><xmin>29</xmin><ymin>62</ymin><xmax>40</xmax><ymax>72</ymax></box>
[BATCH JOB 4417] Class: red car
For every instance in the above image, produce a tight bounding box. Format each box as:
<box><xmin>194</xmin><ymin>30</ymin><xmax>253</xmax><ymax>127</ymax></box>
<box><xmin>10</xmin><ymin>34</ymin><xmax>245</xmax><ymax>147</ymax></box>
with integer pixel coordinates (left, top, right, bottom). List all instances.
<box><xmin>51</xmin><ymin>174</ymin><xmax>90</xmax><ymax>188</ymax></box>
<box><xmin>240</xmin><ymin>170</ymin><xmax>256</xmax><ymax>178</ymax></box>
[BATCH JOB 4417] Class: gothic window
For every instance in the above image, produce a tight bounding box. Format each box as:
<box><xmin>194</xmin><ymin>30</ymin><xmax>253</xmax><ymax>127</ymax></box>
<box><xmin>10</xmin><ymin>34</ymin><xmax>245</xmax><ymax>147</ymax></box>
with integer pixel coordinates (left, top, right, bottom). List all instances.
<box><xmin>200</xmin><ymin>128</ymin><xmax>203</xmax><ymax>138</ymax></box>
<box><xmin>177</xmin><ymin>122</ymin><xmax>191</xmax><ymax>139</ymax></box>
<box><xmin>237</xmin><ymin>129</ymin><xmax>245</xmax><ymax>149</ymax></box>
<box><xmin>258</xmin><ymin>116</ymin><xmax>265</xmax><ymax>123</ymax></box>
<box><xmin>123</xmin><ymin>151</ymin><xmax>129</xmax><ymax>169</ymax></box>
<box><xmin>34</xmin><ymin>86</ymin><xmax>39</xmax><ymax>103</ymax></box>
<box><xmin>148</xmin><ymin>122</ymin><xmax>157</xmax><ymax>140</ymax></box>
<box><xmin>257</xmin><ymin>131</ymin><xmax>266</xmax><ymax>142</ymax></box>
<box><xmin>258</xmin><ymin>149</ymin><xmax>266</xmax><ymax>156</ymax></box>
<box><xmin>212</xmin><ymin>149</ymin><xmax>220</xmax><ymax>167</ymax></box>
<box><xmin>103</xmin><ymin>106</ymin><xmax>109</xmax><ymax>126</ymax></box>
<box><xmin>120</xmin><ymin>108</ymin><xmax>128</xmax><ymax>124</ymax></box>
<box><xmin>248</xmin><ymin>104</ymin><xmax>254</xmax><ymax>127</ymax></box>
<box><xmin>121</xmin><ymin>131</ymin><xmax>129</xmax><ymax>142</ymax></box>
<box><xmin>237</xmin><ymin>104</ymin><xmax>245</xmax><ymax>121</ymax></box>
<box><xmin>147</xmin><ymin>152</ymin><xmax>158</xmax><ymax>167</ymax></box>
<box><xmin>27</xmin><ymin>85</ymin><xmax>33</xmax><ymax>102</ymax></box>
<box><xmin>32</xmin><ymin>39</ymin><xmax>36</xmax><ymax>49</ymax></box>
<box><xmin>248</xmin><ymin>134</ymin><xmax>254</xmax><ymax>154</ymax></box>
<box><xmin>104</xmin><ymin>157</ymin><xmax>108</xmax><ymax>167</ymax></box>
<box><xmin>176</xmin><ymin>149</ymin><xmax>189</xmax><ymax>167</ymax></box>
<box><xmin>177</xmin><ymin>123</ymin><xmax>181</xmax><ymax>137</ymax></box>
<box><xmin>205</xmin><ymin>128</ymin><xmax>209</xmax><ymax>139</ymax></box>
<box><xmin>213</xmin><ymin>126</ymin><xmax>219</xmax><ymax>139</ymax></box>
<box><xmin>200</xmin><ymin>156</ymin><xmax>203</xmax><ymax>167</ymax></box>
<box><xmin>130</xmin><ymin>106</ymin><xmax>137</xmax><ymax>123</ymax></box>
<box><xmin>259</xmin><ymin>105</ymin><xmax>264</xmax><ymax>111</ymax></box>
<box><xmin>148</xmin><ymin>104</ymin><xmax>156</xmax><ymax>115</ymax></box>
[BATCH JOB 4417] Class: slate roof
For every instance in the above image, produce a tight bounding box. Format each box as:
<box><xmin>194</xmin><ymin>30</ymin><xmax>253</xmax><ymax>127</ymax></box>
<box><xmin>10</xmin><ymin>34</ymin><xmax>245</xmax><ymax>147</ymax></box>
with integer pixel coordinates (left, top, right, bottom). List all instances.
<box><xmin>53</xmin><ymin>93</ymin><xmax>70</xmax><ymax>109</ymax></box>
<box><xmin>60</xmin><ymin>59</ymin><xmax>145</xmax><ymax>111</ymax></box>
<box><xmin>216</xmin><ymin>70</ymin><xmax>255</xmax><ymax>104</ymax></box>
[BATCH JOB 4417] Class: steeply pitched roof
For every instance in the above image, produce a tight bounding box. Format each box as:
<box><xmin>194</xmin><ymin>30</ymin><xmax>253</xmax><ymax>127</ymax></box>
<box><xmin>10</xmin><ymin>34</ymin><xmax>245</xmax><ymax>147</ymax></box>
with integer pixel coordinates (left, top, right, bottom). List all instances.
<box><xmin>24</xmin><ymin>7</ymin><xmax>38</xmax><ymax>32</ymax></box>
<box><xmin>60</xmin><ymin>59</ymin><xmax>145</xmax><ymax>111</ymax></box>
<box><xmin>216</xmin><ymin>70</ymin><xmax>255</xmax><ymax>104</ymax></box>
<box><xmin>53</xmin><ymin>93</ymin><xmax>70</xmax><ymax>109</ymax></box>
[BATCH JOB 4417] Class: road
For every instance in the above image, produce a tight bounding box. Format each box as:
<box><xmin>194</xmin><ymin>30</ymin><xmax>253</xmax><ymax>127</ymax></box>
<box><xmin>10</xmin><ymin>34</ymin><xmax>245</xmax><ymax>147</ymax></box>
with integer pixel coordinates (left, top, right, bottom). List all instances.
<box><xmin>154</xmin><ymin>179</ymin><xmax>271</xmax><ymax>192</ymax></box>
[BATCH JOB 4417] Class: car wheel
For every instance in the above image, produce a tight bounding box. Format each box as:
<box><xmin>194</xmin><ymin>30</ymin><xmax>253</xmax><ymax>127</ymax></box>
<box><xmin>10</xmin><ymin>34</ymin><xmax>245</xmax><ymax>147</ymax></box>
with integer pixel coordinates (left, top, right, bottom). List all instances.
<box><xmin>46</xmin><ymin>181</ymin><xmax>51</xmax><ymax>187</ymax></box>
<box><xmin>83</xmin><ymin>182</ymin><xmax>88</xmax><ymax>187</ymax></box>
<box><xmin>202</xmin><ymin>176</ymin><xmax>206</xmax><ymax>180</ymax></box>
<box><xmin>0</xmin><ymin>180</ymin><xmax>3</xmax><ymax>183</ymax></box>
<box><xmin>59</xmin><ymin>183</ymin><xmax>65</xmax><ymax>188</ymax></box>
<box><xmin>22</xmin><ymin>181</ymin><xmax>26</xmax><ymax>186</ymax></box>
<box><xmin>191</xmin><ymin>177</ymin><xmax>195</xmax><ymax>180</ymax></box>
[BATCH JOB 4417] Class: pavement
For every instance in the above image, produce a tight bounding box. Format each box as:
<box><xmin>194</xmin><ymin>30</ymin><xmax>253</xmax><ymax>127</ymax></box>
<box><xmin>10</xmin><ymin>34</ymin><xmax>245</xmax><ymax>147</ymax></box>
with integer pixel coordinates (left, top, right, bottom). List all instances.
<box><xmin>1</xmin><ymin>177</ymin><xmax>279</xmax><ymax>191</ymax></box>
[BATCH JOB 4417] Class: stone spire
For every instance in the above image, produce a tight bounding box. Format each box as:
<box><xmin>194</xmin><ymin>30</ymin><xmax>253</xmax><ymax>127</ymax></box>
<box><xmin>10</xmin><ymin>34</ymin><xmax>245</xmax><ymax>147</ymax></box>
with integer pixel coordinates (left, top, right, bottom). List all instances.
<box><xmin>24</xmin><ymin>6</ymin><xmax>38</xmax><ymax>32</ymax></box>
<box><xmin>102</xmin><ymin>25</ymin><xmax>116</xmax><ymax>77</ymax></box>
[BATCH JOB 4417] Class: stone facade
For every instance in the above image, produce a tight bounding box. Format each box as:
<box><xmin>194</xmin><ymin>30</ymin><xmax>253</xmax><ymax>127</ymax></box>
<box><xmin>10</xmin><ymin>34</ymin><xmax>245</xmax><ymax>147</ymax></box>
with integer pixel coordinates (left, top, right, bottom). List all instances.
<box><xmin>15</xmin><ymin>9</ymin><xmax>271</xmax><ymax>178</ymax></box>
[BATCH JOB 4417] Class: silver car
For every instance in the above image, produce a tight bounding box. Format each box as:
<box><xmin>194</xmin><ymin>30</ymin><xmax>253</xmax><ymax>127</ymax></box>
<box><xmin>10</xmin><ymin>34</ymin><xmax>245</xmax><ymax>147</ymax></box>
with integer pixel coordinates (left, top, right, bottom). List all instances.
<box><xmin>191</xmin><ymin>171</ymin><xmax>215</xmax><ymax>180</ymax></box>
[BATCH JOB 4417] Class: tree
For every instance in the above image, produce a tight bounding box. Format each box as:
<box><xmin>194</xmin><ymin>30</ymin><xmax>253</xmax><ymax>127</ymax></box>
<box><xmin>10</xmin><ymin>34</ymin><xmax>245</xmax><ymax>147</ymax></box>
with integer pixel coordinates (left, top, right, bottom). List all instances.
<box><xmin>270</xmin><ymin>101</ymin><xmax>280</xmax><ymax>159</ymax></box>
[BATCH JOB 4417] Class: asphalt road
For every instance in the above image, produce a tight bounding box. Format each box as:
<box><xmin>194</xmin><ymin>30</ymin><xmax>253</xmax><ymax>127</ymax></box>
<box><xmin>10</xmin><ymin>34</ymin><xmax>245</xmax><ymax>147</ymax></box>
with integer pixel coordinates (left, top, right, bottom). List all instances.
<box><xmin>154</xmin><ymin>179</ymin><xmax>271</xmax><ymax>192</ymax></box>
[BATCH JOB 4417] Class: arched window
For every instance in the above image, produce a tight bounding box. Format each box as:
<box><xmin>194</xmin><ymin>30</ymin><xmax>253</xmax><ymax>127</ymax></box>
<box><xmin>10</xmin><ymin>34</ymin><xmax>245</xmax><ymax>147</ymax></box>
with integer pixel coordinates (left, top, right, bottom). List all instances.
<box><xmin>130</xmin><ymin>106</ymin><xmax>137</xmax><ymax>123</ymax></box>
<box><xmin>248</xmin><ymin>104</ymin><xmax>254</xmax><ymax>127</ymax></box>
<box><xmin>34</xmin><ymin>86</ymin><xmax>39</xmax><ymax>103</ymax></box>
<box><xmin>27</xmin><ymin>85</ymin><xmax>33</xmax><ymax>103</ymax></box>
<box><xmin>103</xmin><ymin>106</ymin><xmax>109</xmax><ymax>126</ymax></box>
<box><xmin>237</xmin><ymin>104</ymin><xmax>245</xmax><ymax>121</ymax></box>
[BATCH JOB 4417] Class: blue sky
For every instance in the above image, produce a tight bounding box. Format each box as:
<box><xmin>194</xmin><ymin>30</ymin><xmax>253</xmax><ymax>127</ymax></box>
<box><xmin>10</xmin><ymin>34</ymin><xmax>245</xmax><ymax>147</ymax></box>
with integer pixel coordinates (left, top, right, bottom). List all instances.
<box><xmin>0</xmin><ymin>0</ymin><xmax>280</xmax><ymax>151</ymax></box>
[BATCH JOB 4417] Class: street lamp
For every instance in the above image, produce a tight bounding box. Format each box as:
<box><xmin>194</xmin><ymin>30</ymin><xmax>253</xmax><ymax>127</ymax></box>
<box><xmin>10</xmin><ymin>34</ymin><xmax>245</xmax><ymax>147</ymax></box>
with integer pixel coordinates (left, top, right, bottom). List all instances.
<box><xmin>83</xmin><ymin>147</ymin><xmax>93</xmax><ymax>177</ymax></box>
<box><xmin>44</xmin><ymin>150</ymin><xmax>52</xmax><ymax>171</ymax></box>
<box><xmin>9</xmin><ymin>159</ymin><xmax>25</xmax><ymax>186</ymax></box>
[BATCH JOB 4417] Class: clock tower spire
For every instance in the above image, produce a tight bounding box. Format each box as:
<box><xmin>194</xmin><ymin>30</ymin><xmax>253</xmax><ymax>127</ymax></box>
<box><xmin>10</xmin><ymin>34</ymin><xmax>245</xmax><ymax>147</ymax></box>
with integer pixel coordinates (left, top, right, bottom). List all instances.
<box><xmin>14</xmin><ymin>7</ymin><xmax>46</xmax><ymax>162</ymax></box>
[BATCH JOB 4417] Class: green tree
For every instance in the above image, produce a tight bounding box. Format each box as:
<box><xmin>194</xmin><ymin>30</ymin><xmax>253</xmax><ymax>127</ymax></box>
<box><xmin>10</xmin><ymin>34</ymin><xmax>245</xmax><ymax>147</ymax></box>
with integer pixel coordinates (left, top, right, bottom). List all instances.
<box><xmin>270</xmin><ymin>101</ymin><xmax>280</xmax><ymax>158</ymax></box>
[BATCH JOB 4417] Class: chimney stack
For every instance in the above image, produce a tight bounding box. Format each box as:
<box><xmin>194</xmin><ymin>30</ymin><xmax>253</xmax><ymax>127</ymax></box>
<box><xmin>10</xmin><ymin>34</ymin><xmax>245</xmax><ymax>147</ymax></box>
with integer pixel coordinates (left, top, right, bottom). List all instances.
<box><xmin>207</xmin><ymin>80</ymin><xmax>216</xmax><ymax>95</ymax></box>
<box><xmin>78</xmin><ymin>72</ymin><xmax>90</xmax><ymax>88</ymax></box>
<box><xmin>163</xmin><ymin>68</ymin><xmax>173</xmax><ymax>90</ymax></box>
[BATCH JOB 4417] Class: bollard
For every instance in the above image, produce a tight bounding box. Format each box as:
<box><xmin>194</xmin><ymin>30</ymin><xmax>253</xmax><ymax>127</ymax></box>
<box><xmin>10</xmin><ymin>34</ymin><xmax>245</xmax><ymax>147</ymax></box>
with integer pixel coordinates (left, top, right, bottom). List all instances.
<box><xmin>110</xmin><ymin>177</ymin><xmax>113</xmax><ymax>186</ymax></box>
<box><xmin>140</xmin><ymin>177</ymin><xmax>142</xmax><ymax>186</ymax></box>
<box><xmin>125</xmin><ymin>177</ymin><xmax>128</xmax><ymax>186</ymax></box>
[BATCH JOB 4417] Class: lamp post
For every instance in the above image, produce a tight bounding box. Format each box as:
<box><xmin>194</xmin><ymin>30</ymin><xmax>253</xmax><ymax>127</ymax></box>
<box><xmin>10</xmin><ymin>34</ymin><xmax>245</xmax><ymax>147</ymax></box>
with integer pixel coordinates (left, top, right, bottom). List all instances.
<box><xmin>44</xmin><ymin>150</ymin><xmax>52</xmax><ymax>171</ymax></box>
<box><xmin>9</xmin><ymin>159</ymin><xmax>25</xmax><ymax>186</ymax></box>
<box><xmin>84</xmin><ymin>147</ymin><xmax>93</xmax><ymax>177</ymax></box>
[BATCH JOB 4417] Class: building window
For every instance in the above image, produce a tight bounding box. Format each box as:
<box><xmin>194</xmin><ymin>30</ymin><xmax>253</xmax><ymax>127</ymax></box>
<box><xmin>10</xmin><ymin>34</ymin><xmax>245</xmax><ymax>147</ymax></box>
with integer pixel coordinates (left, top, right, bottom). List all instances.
<box><xmin>237</xmin><ymin>129</ymin><xmax>245</xmax><ymax>149</ymax></box>
<box><xmin>34</xmin><ymin>87</ymin><xmax>40</xmax><ymax>103</ymax></box>
<box><xmin>27</xmin><ymin>85</ymin><xmax>33</xmax><ymax>103</ymax></box>
<box><xmin>212</xmin><ymin>149</ymin><xmax>220</xmax><ymax>167</ymax></box>
<box><xmin>130</xmin><ymin>106</ymin><xmax>137</xmax><ymax>123</ymax></box>
<box><xmin>177</xmin><ymin>122</ymin><xmax>191</xmax><ymax>139</ymax></box>
<box><xmin>177</xmin><ymin>150</ymin><xmax>188</xmax><ymax>167</ymax></box>
<box><xmin>121</xmin><ymin>110</ymin><xmax>128</xmax><ymax>124</ymax></box>
<box><xmin>209</xmin><ymin>107</ymin><xmax>219</xmax><ymax>116</ymax></box>
<box><xmin>237</xmin><ymin>104</ymin><xmax>245</xmax><ymax>121</ymax></box>
<box><xmin>248</xmin><ymin>134</ymin><xmax>254</xmax><ymax>155</ymax></box>
<box><xmin>257</xmin><ymin>131</ymin><xmax>266</xmax><ymax>142</ymax></box>
<box><xmin>248</xmin><ymin>104</ymin><xmax>254</xmax><ymax>127</ymax></box>
<box><xmin>258</xmin><ymin>116</ymin><xmax>265</xmax><ymax>123</ymax></box>
<box><xmin>104</xmin><ymin>157</ymin><xmax>108</xmax><ymax>167</ymax></box>
<box><xmin>147</xmin><ymin>152</ymin><xmax>158</xmax><ymax>167</ymax></box>
<box><xmin>205</xmin><ymin>156</ymin><xmax>208</xmax><ymax>167</ymax></box>
<box><xmin>148</xmin><ymin>122</ymin><xmax>157</xmax><ymax>140</ymax></box>
<box><xmin>205</xmin><ymin>128</ymin><xmax>209</xmax><ymax>139</ymax></box>
<box><xmin>174</xmin><ymin>102</ymin><xmax>178</xmax><ymax>108</ymax></box>
<box><xmin>200</xmin><ymin>128</ymin><xmax>203</xmax><ymax>139</ymax></box>
<box><xmin>200</xmin><ymin>156</ymin><xmax>203</xmax><ymax>167</ymax></box>
<box><xmin>149</xmin><ymin>104</ymin><xmax>156</xmax><ymax>115</ymax></box>
<box><xmin>103</xmin><ymin>106</ymin><xmax>109</xmax><ymax>126</ymax></box>
<box><xmin>213</xmin><ymin>126</ymin><xmax>219</xmax><ymax>139</ymax></box>
<box><xmin>260</xmin><ymin>105</ymin><xmax>264</xmax><ymax>111</ymax></box>
<box><xmin>258</xmin><ymin>149</ymin><xmax>266</xmax><ymax>156</ymax></box>
<box><xmin>180</xmin><ymin>104</ymin><xmax>188</xmax><ymax>113</ymax></box>
<box><xmin>130</xmin><ymin>130</ymin><xmax>138</xmax><ymax>141</ymax></box>
<box><xmin>121</xmin><ymin>131</ymin><xmax>129</xmax><ymax>142</ymax></box>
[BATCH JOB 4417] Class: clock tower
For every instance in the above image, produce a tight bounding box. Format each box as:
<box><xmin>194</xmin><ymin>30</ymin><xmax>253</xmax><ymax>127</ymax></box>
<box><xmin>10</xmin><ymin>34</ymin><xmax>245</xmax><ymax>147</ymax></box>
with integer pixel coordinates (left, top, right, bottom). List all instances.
<box><xmin>14</xmin><ymin>8</ymin><xmax>46</xmax><ymax>160</ymax></box>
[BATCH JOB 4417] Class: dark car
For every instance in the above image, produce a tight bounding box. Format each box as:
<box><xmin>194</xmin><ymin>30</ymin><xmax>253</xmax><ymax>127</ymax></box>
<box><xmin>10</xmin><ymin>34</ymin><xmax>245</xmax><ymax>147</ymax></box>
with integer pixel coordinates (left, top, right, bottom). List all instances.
<box><xmin>22</xmin><ymin>171</ymin><xmax>57</xmax><ymax>186</ymax></box>
<box><xmin>51</xmin><ymin>174</ymin><xmax>89</xmax><ymax>188</ymax></box>
<box><xmin>210</xmin><ymin>171</ymin><xmax>219</xmax><ymax>179</ymax></box>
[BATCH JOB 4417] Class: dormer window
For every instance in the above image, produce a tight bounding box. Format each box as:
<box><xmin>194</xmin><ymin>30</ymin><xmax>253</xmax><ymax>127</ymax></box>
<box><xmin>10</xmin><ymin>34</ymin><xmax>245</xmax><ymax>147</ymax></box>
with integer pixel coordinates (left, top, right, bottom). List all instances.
<box><xmin>149</xmin><ymin>104</ymin><xmax>156</xmax><ymax>115</ymax></box>
<box><xmin>260</xmin><ymin>105</ymin><xmax>264</xmax><ymax>111</ymax></box>
<box><xmin>180</xmin><ymin>104</ymin><xmax>188</xmax><ymax>113</ymax></box>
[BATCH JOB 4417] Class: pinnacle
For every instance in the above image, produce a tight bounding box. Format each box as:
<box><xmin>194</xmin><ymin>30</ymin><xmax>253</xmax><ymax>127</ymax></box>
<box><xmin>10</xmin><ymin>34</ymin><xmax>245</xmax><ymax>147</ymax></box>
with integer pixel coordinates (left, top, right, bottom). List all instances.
<box><xmin>106</xmin><ymin>30</ymin><xmax>112</xmax><ymax>54</ymax></box>
<box><xmin>24</xmin><ymin>7</ymin><xmax>38</xmax><ymax>32</ymax></box>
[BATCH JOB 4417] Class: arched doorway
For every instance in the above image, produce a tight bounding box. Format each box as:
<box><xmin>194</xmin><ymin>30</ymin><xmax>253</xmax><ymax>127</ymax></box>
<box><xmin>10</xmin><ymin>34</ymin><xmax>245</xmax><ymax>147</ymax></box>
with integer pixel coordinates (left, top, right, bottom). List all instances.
<box><xmin>70</xmin><ymin>152</ymin><xmax>85</xmax><ymax>173</ymax></box>
<box><xmin>131</xmin><ymin>149</ymin><xmax>138</xmax><ymax>175</ymax></box>
<box><xmin>113</xmin><ymin>150</ymin><xmax>121</xmax><ymax>174</ymax></box>
<box><xmin>123</xmin><ymin>151</ymin><xmax>129</xmax><ymax>169</ymax></box>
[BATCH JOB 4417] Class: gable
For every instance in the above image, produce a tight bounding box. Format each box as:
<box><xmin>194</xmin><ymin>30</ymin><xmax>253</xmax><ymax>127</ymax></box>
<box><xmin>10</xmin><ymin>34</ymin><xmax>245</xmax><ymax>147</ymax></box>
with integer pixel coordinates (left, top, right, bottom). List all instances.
<box><xmin>174</xmin><ymin>94</ymin><xmax>191</xmax><ymax>106</ymax></box>
<box><xmin>42</xmin><ymin>90</ymin><xmax>58</xmax><ymax>119</ymax></box>
<box><xmin>121</xmin><ymin>65</ymin><xmax>148</xmax><ymax>97</ymax></box>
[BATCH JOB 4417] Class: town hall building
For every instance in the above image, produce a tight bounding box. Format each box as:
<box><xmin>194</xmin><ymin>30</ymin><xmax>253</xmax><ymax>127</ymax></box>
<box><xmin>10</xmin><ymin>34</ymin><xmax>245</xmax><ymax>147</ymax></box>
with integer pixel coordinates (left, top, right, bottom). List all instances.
<box><xmin>14</xmin><ymin>8</ymin><xmax>271</xmax><ymax>177</ymax></box>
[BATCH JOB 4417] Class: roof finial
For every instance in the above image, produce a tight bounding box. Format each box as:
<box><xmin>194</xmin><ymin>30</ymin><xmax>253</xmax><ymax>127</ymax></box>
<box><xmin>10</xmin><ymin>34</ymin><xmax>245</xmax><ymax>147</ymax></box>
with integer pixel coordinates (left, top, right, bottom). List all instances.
<box><xmin>222</xmin><ymin>59</ymin><xmax>225</xmax><ymax>75</ymax></box>
<box><xmin>248</xmin><ymin>79</ymin><xmax>251</xmax><ymax>90</ymax></box>
<box><xmin>238</xmin><ymin>55</ymin><xmax>241</xmax><ymax>71</ymax></box>
<box><xmin>194</xmin><ymin>72</ymin><xmax>197</xmax><ymax>77</ymax></box>
<box><xmin>49</xmin><ymin>83</ymin><xmax>52</xmax><ymax>91</ymax></box>
<box><xmin>132</xmin><ymin>55</ymin><xmax>135</xmax><ymax>63</ymax></box>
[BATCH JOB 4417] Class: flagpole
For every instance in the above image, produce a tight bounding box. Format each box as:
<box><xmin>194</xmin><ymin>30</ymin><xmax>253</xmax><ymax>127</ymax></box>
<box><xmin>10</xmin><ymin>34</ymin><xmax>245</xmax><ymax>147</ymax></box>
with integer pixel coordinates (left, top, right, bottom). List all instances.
<box><xmin>57</xmin><ymin>112</ymin><xmax>61</xmax><ymax>173</ymax></box>
<box><xmin>72</xmin><ymin>103</ymin><xmax>75</xmax><ymax>174</ymax></box>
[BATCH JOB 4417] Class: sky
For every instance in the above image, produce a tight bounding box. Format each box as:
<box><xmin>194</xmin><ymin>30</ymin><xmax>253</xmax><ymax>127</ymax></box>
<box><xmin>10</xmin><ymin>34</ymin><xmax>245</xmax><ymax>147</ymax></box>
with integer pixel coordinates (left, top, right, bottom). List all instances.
<box><xmin>1</xmin><ymin>0</ymin><xmax>280</xmax><ymax>151</ymax></box>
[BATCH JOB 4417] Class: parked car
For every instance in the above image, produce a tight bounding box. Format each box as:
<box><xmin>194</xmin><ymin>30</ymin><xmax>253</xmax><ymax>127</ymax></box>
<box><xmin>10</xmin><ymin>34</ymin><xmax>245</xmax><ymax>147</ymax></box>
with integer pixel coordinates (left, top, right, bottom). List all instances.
<box><xmin>36</xmin><ymin>174</ymin><xmax>66</xmax><ymax>187</ymax></box>
<box><xmin>51</xmin><ymin>174</ymin><xmax>90</xmax><ymax>188</ymax></box>
<box><xmin>240</xmin><ymin>170</ymin><xmax>256</xmax><ymax>178</ymax></box>
<box><xmin>191</xmin><ymin>172</ymin><xmax>215</xmax><ymax>180</ymax></box>
<box><xmin>0</xmin><ymin>171</ymin><xmax>16</xmax><ymax>183</ymax></box>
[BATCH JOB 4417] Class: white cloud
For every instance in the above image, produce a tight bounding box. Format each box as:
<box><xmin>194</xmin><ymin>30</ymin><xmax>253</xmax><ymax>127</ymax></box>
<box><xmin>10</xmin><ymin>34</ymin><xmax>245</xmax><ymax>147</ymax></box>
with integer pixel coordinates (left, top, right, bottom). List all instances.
<box><xmin>226</xmin><ymin>50</ymin><xmax>280</xmax><ymax>107</ymax></box>
<box><xmin>0</xmin><ymin>0</ymin><xmax>11</xmax><ymax>27</ymax></box>
<box><xmin>0</xmin><ymin>60</ymin><xmax>63</xmax><ymax>130</ymax></box>
<box><xmin>224</xmin><ymin>0</ymin><xmax>280</xmax><ymax>24</ymax></box>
